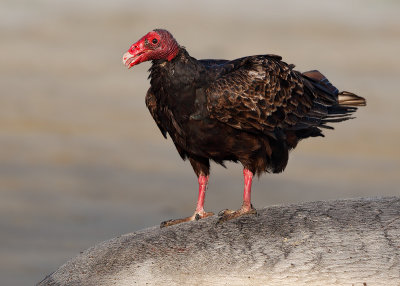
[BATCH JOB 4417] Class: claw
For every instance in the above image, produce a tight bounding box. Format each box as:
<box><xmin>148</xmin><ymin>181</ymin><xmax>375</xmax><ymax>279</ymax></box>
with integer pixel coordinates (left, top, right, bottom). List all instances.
<box><xmin>160</xmin><ymin>211</ymin><xmax>214</xmax><ymax>228</ymax></box>
<box><xmin>160</xmin><ymin>218</ymin><xmax>188</xmax><ymax>228</ymax></box>
<box><xmin>218</xmin><ymin>209</ymin><xmax>235</xmax><ymax>216</ymax></box>
<box><xmin>217</xmin><ymin>205</ymin><xmax>257</xmax><ymax>224</ymax></box>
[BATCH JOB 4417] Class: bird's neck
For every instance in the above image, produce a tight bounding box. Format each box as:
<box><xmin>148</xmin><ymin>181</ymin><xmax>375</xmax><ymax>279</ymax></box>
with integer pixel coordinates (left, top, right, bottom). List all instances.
<box><xmin>149</xmin><ymin>48</ymin><xmax>206</xmax><ymax>92</ymax></box>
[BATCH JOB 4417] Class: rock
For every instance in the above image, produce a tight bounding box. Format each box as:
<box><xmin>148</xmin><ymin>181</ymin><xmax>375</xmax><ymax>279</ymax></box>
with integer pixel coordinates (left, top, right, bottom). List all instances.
<box><xmin>38</xmin><ymin>197</ymin><xmax>400</xmax><ymax>286</ymax></box>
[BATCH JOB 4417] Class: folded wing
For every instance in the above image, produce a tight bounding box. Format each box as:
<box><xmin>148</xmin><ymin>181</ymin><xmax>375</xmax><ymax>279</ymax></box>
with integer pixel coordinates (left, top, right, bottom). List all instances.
<box><xmin>206</xmin><ymin>55</ymin><xmax>362</xmax><ymax>138</ymax></box>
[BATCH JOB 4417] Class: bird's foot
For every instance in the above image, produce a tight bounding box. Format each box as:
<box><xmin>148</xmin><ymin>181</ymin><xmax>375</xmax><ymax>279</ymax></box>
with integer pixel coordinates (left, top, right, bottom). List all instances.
<box><xmin>160</xmin><ymin>210</ymin><xmax>214</xmax><ymax>228</ymax></box>
<box><xmin>217</xmin><ymin>204</ymin><xmax>257</xmax><ymax>224</ymax></box>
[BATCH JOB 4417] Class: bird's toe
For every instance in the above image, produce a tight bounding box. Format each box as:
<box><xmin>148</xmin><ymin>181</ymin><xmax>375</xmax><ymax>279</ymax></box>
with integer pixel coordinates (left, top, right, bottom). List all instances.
<box><xmin>160</xmin><ymin>211</ymin><xmax>214</xmax><ymax>228</ymax></box>
<box><xmin>195</xmin><ymin>211</ymin><xmax>214</xmax><ymax>220</ymax></box>
<box><xmin>217</xmin><ymin>207</ymin><xmax>257</xmax><ymax>224</ymax></box>
<box><xmin>218</xmin><ymin>209</ymin><xmax>235</xmax><ymax>217</ymax></box>
<box><xmin>160</xmin><ymin>217</ymin><xmax>189</xmax><ymax>228</ymax></box>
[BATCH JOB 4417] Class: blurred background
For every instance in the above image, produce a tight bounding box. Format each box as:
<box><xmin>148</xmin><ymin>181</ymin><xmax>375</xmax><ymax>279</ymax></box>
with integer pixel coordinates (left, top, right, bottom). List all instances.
<box><xmin>1</xmin><ymin>0</ymin><xmax>399</xmax><ymax>284</ymax></box>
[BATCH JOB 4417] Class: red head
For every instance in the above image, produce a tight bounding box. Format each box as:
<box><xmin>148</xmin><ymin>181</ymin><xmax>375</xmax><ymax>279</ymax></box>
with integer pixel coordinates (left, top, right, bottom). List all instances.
<box><xmin>122</xmin><ymin>29</ymin><xmax>179</xmax><ymax>69</ymax></box>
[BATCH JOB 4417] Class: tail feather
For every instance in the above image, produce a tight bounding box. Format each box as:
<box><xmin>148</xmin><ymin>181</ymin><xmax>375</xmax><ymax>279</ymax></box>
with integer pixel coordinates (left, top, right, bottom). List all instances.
<box><xmin>300</xmin><ymin>69</ymin><xmax>366</xmax><ymax>131</ymax></box>
<box><xmin>303</xmin><ymin>70</ymin><xmax>366</xmax><ymax>107</ymax></box>
<box><xmin>338</xmin><ymin>91</ymin><xmax>366</xmax><ymax>107</ymax></box>
<box><xmin>287</xmin><ymin>71</ymin><xmax>366</xmax><ymax>152</ymax></box>
<box><xmin>303</xmin><ymin>70</ymin><xmax>339</xmax><ymax>96</ymax></box>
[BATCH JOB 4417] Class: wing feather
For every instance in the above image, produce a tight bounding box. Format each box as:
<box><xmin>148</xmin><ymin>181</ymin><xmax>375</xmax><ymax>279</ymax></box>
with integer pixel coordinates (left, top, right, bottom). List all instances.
<box><xmin>205</xmin><ymin>54</ymin><xmax>355</xmax><ymax>137</ymax></box>
<box><xmin>206</xmin><ymin>55</ymin><xmax>315</xmax><ymax>135</ymax></box>
<box><xmin>145</xmin><ymin>88</ymin><xmax>167</xmax><ymax>139</ymax></box>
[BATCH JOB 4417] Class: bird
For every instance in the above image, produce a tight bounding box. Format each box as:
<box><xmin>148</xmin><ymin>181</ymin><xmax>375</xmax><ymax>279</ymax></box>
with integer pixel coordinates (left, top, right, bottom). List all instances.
<box><xmin>122</xmin><ymin>29</ymin><xmax>366</xmax><ymax>227</ymax></box>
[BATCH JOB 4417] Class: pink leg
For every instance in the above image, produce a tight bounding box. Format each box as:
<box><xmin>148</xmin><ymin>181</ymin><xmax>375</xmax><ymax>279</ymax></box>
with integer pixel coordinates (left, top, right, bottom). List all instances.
<box><xmin>242</xmin><ymin>168</ymin><xmax>253</xmax><ymax>211</ymax></box>
<box><xmin>160</xmin><ymin>174</ymin><xmax>213</xmax><ymax>227</ymax></box>
<box><xmin>217</xmin><ymin>168</ymin><xmax>256</xmax><ymax>223</ymax></box>
<box><xmin>195</xmin><ymin>174</ymin><xmax>209</xmax><ymax>213</ymax></box>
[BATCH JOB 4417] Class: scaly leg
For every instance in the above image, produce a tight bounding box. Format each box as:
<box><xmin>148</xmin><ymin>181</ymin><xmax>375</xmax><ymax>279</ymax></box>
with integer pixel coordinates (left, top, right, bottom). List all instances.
<box><xmin>218</xmin><ymin>168</ymin><xmax>257</xmax><ymax>223</ymax></box>
<box><xmin>160</xmin><ymin>174</ymin><xmax>214</xmax><ymax>228</ymax></box>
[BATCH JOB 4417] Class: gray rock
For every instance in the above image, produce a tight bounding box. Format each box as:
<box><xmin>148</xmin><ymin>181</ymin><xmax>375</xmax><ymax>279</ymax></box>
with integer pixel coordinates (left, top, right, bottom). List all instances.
<box><xmin>38</xmin><ymin>197</ymin><xmax>400</xmax><ymax>285</ymax></box>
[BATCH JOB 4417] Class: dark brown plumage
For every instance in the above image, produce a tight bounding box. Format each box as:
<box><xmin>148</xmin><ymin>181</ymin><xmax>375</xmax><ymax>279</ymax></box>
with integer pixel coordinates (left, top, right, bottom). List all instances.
<box><xmin>123</xmin><ymin>29</ymin><xmax>366</xmax><ymax>227</ymax></box>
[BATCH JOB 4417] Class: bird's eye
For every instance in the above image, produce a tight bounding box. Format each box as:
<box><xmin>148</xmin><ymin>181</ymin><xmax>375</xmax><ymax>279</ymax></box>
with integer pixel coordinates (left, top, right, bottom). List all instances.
<box><xmin>152</xmin><ymin>38</ymin><xmax>158</xmax><ymax>44</ymax></box>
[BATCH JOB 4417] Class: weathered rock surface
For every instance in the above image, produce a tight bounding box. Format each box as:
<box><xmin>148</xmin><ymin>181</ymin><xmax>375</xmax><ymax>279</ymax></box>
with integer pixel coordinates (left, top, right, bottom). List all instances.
<box><xmin>38</xmin><ymin>197</ymin><xmax>400</xmax><ymax>286</ymax></box>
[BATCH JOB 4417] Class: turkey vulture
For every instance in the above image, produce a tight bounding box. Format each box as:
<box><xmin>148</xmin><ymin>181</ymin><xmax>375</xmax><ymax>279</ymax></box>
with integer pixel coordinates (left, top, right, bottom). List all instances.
<box><xmin>122</xmin><ymin>29</ymin><xmax>366</xmax><ymax>227</ymax></box>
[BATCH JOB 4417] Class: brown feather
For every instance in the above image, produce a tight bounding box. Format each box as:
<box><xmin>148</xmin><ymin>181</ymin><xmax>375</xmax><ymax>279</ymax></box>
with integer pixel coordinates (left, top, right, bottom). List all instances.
<box><xmin>145</xmin><ymin>47</ymin><xmax>366</xmax><ymax>175</ymax></box>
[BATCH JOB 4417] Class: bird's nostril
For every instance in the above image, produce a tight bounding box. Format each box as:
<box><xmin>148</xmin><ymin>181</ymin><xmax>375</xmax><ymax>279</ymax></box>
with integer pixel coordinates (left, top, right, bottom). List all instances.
<box><xmin>129</xmin><ymin>46</ymin><xmax>137</xmax><ymax>54</ymax></box>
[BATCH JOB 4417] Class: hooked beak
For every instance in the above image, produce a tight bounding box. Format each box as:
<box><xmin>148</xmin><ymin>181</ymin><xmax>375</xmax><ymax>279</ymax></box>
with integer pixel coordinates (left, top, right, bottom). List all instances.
<box><xmin>122</xmin><ymin>39</ymin><xmax>149</xmax><ymax>69</ymax></box>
